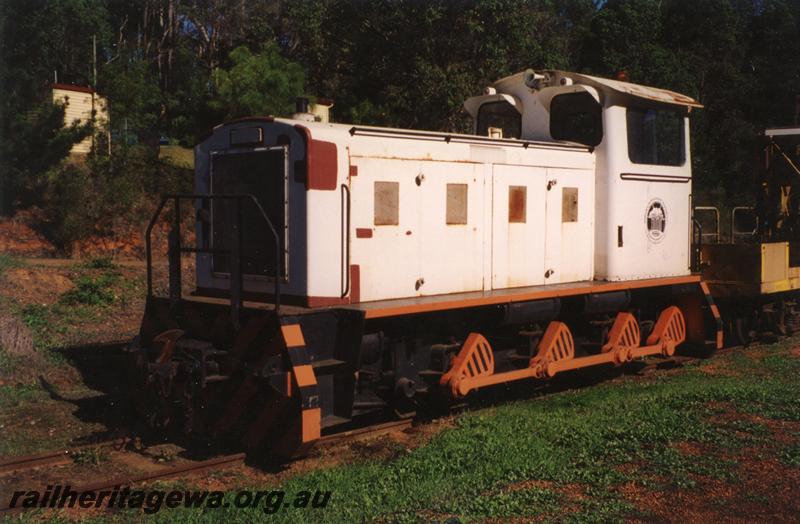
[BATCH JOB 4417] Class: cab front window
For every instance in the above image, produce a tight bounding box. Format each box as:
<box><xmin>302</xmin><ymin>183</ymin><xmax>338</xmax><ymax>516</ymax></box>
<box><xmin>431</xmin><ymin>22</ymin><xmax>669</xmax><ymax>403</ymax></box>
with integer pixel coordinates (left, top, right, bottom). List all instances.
<box><xmin>477</xmin><ymin>101</ymin><xmax>521</xmax><ymax>139</ymax></box>
<box><xmin>550</xmin><ymin>91</ymin><xmax>603</xmax><ymax>147</ymax></box>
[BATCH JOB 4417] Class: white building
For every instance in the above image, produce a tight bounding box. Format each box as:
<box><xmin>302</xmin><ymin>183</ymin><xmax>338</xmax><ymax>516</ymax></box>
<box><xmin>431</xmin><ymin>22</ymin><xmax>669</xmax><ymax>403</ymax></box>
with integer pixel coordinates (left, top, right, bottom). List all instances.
<box><xmin>52</xmin><ymin>83</ymin><xmax>109</xmax><ymax>154</ymax></box>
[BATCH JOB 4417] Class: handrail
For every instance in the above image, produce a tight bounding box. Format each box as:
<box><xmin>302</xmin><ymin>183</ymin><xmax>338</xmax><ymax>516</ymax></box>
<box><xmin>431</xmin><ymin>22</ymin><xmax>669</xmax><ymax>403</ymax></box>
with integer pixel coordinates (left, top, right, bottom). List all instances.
<box><xmin>145</xmin><ymin>193</ymin><xmax>282</xmax><ymax>323</ymax></box>
<box><xmin>340</xmin><ymin>184</ymin><xmax>351</xmax><ymax>298</ymax></box>
<box><xmin>693</xmin><ymin>206</ymin><xmax>720</xmax><ymax>243</ymax></box>
<box><xmin>731</xmin><ymin>206</ymin><xmax>758</xmax><ymax>243</ymax></box>
<box><xmin>691</xmin><ymin>218</ymin><xmax>703</xmax><ymax>272</ymax></box>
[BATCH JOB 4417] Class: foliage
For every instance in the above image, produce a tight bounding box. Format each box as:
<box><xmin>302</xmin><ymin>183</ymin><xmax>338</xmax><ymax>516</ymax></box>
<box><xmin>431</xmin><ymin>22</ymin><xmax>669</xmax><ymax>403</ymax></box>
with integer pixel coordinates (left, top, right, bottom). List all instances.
<box><xmin>209</xmin><ymin>44</ymin><xmax>305</xmax><ymax>121</ymax></box>
<box><xmin>59</xmin><ymin>273</ymin><xmax>117</xmax><ymax>306</ymax></box>
<box><xmin>0</xmin><ymin>101</ymin><xmax>92</xmax><ymax>213</ymax></box>
<box><xmin>2</xmin><ymin>0</ymin><xmax>800</xmax><ymax>225</ymax></box>
<box><xmin>0</xmin><ymin>0</ymin><xmax>110</xmax><ymax>215</ymax></box>
<box><xmin>43</xmin><ymin>141</ymin><xmax>191</xmax><ymax>249</ymax></box>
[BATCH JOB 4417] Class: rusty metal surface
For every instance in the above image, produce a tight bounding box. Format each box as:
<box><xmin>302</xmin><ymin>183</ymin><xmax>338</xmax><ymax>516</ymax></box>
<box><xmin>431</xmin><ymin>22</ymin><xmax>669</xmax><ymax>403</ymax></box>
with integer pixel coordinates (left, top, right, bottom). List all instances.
<box><xmin>700</xmin><ymin>243</ymin><xmax>761</xmax><ymax>284</ymax></box>
<box><xmin>508</xmin><ymin>185</ymin><xmax>527</xmax><ymax>223</ymax></box>
<box><xmin>556</xmin><ymin>70</ymin><xmax>703</xmax><ymax>108</ymax></box>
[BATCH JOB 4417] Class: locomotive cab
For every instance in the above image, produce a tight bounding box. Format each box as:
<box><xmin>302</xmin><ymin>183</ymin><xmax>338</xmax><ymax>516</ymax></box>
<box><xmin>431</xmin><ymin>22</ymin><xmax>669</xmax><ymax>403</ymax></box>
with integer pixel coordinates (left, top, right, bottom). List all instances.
<box><xmin>465</xmin><ymin>70</ymin><xmax>700</xmax><ymax>282</ymax></box>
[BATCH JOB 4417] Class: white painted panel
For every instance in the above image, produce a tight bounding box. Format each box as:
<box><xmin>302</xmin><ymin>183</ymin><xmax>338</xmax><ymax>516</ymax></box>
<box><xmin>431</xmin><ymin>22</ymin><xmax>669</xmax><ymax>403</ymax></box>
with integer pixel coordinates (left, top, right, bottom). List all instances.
<box><xmin>418</xmin><ymin>162</ymin><xmax>485</xmax><ymax>295</ymax></box>
<box><xmin>593</xmin><ymin>106</ymin><xmax>691</xmax><ymax>280</ymax></box>
<box><xmin>544</xmin><ymin>168</ymin><xmax>595</xmax><ymax>284</ymax></box>
<box><xmin>349</xmin><ymin>157</ymin><xmax>421</xmax><ymax>302</ymax></box>
<box><xmin>491</xmin><ymin>165</ymin><xmax>546</xmax><ymax>289</ymax></box>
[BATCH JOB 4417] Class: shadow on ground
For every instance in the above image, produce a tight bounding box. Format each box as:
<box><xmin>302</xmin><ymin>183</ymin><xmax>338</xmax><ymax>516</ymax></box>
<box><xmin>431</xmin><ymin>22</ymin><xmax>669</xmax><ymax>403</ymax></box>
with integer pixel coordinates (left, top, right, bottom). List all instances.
<box><xmin>39</xmin><ymin>340</ymin><xmax>138</xmax><ymax>443</ymax></box>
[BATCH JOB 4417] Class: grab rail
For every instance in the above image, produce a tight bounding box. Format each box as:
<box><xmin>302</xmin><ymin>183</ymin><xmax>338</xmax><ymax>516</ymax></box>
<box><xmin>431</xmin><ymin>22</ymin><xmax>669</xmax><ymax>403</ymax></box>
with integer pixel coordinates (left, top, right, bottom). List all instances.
<box><xmin>145</xmin><ymin>193</ymin><xmax>282</xmax><ymax>325</ymax></box>
<box><xmin>693</xmin><ymin>206</ymin><xmax>720</xmax><ymax>243</ymax></box>
<box><xmin>340</xmin><ymin>184</ymin><xmax>351</xmax><ymax>298</ymax></box>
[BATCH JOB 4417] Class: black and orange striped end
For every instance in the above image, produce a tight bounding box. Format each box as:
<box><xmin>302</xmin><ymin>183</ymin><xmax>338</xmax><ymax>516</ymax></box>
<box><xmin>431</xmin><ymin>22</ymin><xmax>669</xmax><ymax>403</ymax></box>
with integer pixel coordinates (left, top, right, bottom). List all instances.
<box><xmin>280</xmin><ymin>321</ymin><xmax>321</xmax><ymax>444</ymax></box>
<box><xmin>700</xmin><ymin>281</ymin><xmax>724</xmax><ymax>349</ymax></box>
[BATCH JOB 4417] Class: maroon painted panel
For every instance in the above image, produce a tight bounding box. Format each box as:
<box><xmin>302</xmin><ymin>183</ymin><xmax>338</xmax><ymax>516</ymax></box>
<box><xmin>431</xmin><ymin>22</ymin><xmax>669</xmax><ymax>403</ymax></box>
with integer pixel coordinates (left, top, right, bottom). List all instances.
<box><xmin>295</xmin><ymin>124</ymin><xmax>338</xmax><ymax>191</ymax></box>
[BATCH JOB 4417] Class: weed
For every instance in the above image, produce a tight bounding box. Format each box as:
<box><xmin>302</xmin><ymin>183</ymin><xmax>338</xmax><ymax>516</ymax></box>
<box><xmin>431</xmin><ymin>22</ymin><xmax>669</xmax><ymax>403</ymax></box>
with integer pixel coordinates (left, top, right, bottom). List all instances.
<box><xmin>59</xmin><ymin>273</ymin><xmax>117</xmax><ymax>306</ymax></box>
<box><xmin>0</xmin><ymin>346</ymin><xmax>27</xmax><ymax>375</ymax></box>
<box><xmin>18</xmin><ymin>300</ymin><xmax>96</xmax><ymax>354</ymax></box>
<box><xmin>780</xmin><ymin>444</ymin><xmax>800</xmax><ymax>467</ymax></box>
<box><xmin>73</xmin><ymin>447</ymin><xmax>108</xmax><ymax>465</ymax></box>
<box><xmin>0</xmin><ymin>254</ymin><xmax>23</xmax><ymax>276</ymax></box>
<box><xmin>0</xmin><ymin>384</ymin><xmax>41</xmax><ymax>408</ymax></box>
<box><xmin>153</xmin><ymin>449</ymin><xmax>177</xmax><ymax>463</ymax></box>
<box><xmin>83</xmin><ymin>256</ymin><xmax>117</xmax><ymax>270</ymax></box>
<box><xmin>21</xmin><ymin>303</ymin><xmax>49</xmax><ymax>331</ymax></box>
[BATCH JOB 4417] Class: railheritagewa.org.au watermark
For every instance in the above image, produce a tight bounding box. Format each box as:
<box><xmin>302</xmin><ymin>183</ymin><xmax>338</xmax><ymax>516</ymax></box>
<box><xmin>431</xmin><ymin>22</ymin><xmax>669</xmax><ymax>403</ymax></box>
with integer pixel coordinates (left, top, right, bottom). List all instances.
<box><xmin>7</xmin><ymin>485</ymin><xmax>332</xmax><ymax>514</ymax></box>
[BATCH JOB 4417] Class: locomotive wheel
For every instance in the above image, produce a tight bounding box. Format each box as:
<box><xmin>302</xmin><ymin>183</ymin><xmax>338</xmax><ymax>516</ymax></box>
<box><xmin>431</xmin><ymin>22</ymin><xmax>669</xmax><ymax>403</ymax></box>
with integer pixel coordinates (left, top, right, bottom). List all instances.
<box><xmin>734</xmin><ymin>316</ymin><xmax>756</xmax><ymax>347</ymax></box>
<box><xmin>784</xmin><ymin>303</ymin><xmax>800</xmax><ymax>335</ymax></box>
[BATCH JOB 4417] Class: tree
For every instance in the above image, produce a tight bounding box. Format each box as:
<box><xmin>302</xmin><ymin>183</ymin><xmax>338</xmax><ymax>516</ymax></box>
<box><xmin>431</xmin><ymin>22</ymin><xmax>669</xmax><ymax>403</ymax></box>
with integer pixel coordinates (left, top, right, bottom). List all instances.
<box><xmin>0</xmin><ymin>0</ymin><xmax>109</xmax><ymax>215</ymax></box>
<box><xmin>208</xmin><ymin>44</ymin><xmax>305</xmax><ymax>121</ymax></box>
<box><xmin>0</xmin><ymin>101</ymin><xmax>92</xmax><ymax>213</ymax></box>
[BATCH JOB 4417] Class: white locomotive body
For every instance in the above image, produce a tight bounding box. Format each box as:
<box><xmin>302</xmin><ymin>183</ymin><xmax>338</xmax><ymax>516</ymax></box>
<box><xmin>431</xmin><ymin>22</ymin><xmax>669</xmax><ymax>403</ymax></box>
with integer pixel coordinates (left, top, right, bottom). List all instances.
<box><xmin>195</xmin><ymin>69</ymin><xmax>699</xmax><ymax>305</ymax></box>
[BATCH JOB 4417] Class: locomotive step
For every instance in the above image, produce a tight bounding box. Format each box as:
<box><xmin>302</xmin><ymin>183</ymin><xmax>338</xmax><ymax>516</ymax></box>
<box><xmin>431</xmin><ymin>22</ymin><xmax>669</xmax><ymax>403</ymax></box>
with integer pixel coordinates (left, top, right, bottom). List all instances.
<box><xmin>321</xmin><ymin>415</ymin><xmax>351</xmax><ymax>429</ymax></box>
<box><xmin>311</xmin><ymin>358</ymin><xmax>347</xmax><ymax>373</ymax></box>
<box><xmin>175</xmin><ymin>338</ymin><xmax>228</xmax><ymax>357</ymax></box>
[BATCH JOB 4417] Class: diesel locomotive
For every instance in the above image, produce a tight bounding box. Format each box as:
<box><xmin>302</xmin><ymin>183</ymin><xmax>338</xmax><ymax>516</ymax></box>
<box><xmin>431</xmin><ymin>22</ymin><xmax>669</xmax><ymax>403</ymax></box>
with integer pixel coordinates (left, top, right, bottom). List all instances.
<box><xmin>130</xmin><ymin>69</ymin><xmax>725</xmax><ymax>456</ymax></box>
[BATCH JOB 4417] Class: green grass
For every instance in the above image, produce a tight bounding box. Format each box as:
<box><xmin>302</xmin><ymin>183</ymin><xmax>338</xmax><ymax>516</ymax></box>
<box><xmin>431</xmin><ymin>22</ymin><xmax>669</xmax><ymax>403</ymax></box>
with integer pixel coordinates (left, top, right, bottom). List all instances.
<box><xmin>59</xmin><ymin>273</ymin><xmax>118</xmax><ymax>306</ymax></box>
<box><xmin>0</xmin><ymin>383</ymin><xmax>41</xmax><ymax>409</ymax></box>
<box><xmin>781</xmin><ymin>440</ymin><xmax>800</xmax><ymax>467</ymax></box>
<box><xmin>82</xmin><ymin>256</ymin><xmax>118</xmax><ymax>270</ymax></box>
<box><xmin>7</xmin><ymin>336</ymin><xmax>800</xmax><ymax>522</ymax></box>
<box><xmin>0</xmin><ymin>253</ymin><xmax>24</xmax><ymax>276</ymax></box>
<box><xmin>13</xmin><ymin>268</ymin><xmax>123</xmax><ymax>353</ymax></box>
<box><xmin>77</xmin><ymin>342</ymin><xmax>790</xmax><ymax>523</ymax></box>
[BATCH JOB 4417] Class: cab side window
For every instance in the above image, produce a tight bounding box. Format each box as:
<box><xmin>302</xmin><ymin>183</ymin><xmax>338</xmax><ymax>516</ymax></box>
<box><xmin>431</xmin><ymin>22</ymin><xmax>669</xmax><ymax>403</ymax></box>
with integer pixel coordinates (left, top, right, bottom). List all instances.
<box><xmin>626</xmin><ymin>106</ymin><xmax>686</xmax><ymax>166</ymax></box>
<box><xmin>550</xmin><ymin>92</ymin><xmax>603</xmax><ymax>147</ymax></box>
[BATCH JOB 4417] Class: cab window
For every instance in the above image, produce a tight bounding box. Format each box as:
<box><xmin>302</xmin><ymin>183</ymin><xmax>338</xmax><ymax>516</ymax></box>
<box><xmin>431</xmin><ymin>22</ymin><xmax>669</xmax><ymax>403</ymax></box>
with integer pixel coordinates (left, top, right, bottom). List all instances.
<box><xmin>477</xmin><ymin>101</ymin><xmax>521</xmax><ymax>139</ymax></box>
<box><xmin>626</xmin><ymin>106</ymin><xmax>686</xmax><ymax>166</ymax></box>
<box><xmin>549</xmin><ymin>92</ymin><xmax>603</xmax><ymax>147</ymax></box>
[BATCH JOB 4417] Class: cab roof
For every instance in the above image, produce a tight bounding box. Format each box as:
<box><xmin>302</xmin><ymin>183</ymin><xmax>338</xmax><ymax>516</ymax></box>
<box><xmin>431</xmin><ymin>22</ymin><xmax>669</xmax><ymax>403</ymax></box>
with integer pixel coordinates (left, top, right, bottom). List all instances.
<box><xmin>490</xmin><ymin>69</ymin><xmax>703</xmax><ymax>109</ymax></box>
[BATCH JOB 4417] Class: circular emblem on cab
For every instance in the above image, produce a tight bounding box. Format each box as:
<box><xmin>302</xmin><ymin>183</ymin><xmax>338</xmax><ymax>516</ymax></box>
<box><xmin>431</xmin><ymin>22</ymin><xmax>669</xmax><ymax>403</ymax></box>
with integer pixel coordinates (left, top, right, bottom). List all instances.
<box><xmin>645</xmin><ymin>199</ymin><xmax>667</xmax><ymax>242</ymax></box>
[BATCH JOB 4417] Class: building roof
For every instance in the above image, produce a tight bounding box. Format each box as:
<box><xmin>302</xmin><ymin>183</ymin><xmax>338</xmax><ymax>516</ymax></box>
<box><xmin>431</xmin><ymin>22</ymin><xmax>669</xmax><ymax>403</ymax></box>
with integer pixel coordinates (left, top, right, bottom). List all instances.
<box><xmin>52</xmin><ymin>83</ymin><xmax>95</xmax><ymax>94</ymax></box>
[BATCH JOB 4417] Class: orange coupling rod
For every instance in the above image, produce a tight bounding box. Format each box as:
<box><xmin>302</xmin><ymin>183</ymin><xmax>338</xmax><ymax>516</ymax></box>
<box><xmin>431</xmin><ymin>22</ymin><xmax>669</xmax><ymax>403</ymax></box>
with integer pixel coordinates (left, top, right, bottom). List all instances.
<box><xmin>441</xmin><ymin>307</ymin><xmax>686</xmax><ymax>398</ymax></box>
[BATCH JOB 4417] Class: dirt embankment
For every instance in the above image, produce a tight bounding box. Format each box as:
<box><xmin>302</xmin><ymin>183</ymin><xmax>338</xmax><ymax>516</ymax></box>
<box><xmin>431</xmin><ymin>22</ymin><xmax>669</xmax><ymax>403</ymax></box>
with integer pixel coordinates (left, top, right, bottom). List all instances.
<box><xmin>0</xmin><ymin>209</ymin><xmax>56</xmax><ymax>257</ymax></box>
<box><xmin>0</xmin><ymin>207</ymin><xmax>193</xmax><ymax>259</ymax></box>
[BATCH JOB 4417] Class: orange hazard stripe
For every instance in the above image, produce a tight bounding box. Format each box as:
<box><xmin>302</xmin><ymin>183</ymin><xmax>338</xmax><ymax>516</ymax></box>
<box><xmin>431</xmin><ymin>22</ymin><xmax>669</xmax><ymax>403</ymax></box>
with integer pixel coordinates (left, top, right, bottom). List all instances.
<box><xmin>302</xmin><ymin>408</ymin><xmax>321</xmax><ymax>443</ymax></box>
<box><xmin>710</xmin><ymin>303</ymin><xmax>721</xmax><ymax>318</ymax></box>
<box><xmin>293</xmin><ymin>365</ymin><xmax>317</xmax><ymax>388</ymax></box>
<box><xmin>281</xmin><ymin>324</ymin><xmax>305</xmax><ymax>347</ymax></box>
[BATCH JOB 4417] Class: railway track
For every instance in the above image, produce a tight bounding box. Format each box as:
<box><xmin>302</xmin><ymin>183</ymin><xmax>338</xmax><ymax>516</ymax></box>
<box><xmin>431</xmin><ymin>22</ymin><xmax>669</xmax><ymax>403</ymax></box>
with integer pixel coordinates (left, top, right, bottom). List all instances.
<box><xmin>0</xmin><ymin>436</ymin><xmax>133</xmax><ymax>475</ymax></box>
<box><xmin>0</xmin><ymin>451</ymin><xmax>247</xmax><ymax>517</ymax></box>
<box><xmin>0</xmin><ymin>418</ymin><xmax>415</xmax><ymax>515</ymax></box>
